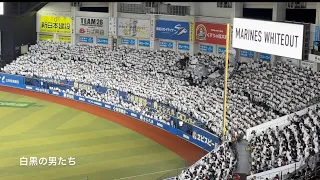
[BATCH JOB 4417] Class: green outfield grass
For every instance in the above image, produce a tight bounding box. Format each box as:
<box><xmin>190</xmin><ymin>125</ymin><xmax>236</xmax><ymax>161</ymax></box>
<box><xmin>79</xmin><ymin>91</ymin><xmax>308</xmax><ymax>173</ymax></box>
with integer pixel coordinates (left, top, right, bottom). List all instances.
<box><xmin>0</xmin><ymin>91</ymin><xmax>186</xmax><ymax>180</ymax></box>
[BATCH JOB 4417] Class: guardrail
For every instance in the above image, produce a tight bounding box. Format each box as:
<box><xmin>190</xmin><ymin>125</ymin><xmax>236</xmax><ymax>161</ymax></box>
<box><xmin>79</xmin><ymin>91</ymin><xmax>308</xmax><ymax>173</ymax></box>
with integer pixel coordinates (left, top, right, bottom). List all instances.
<box><xmin>246</xmin><ymin>101</ymin><xmax>320</xmax><ymax>141</ymax></box>
<box><xmin>0</xmin><ymin>72</ymin><xmax>220</xmax><ymax>152</ymax></box>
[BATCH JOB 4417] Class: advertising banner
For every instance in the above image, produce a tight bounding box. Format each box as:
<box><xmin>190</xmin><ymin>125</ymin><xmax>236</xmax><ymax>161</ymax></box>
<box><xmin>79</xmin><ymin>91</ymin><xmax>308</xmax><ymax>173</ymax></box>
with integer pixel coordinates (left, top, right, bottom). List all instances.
<box><xmin>121</xmin><ymin>39</ymin><xmax>135</xmax><ymax>45</ymax></box>
<box><xmin>308</xmin><ymin>53</ymin><xmax>320</xmax><ymax>63</ymax></box>
<box><xmin>108</xmin><ymin>17</ymin><xmax>117</xmax><ymax>37</ymax></box>
<box><xmin>96</xmin><ymin>38</ymin><xmax>108</xmax><ymax>45</ymax></box>
<box><xmin>200</xmin><ymin>44</ymin><xmax>214</xmax><ymax>53</ymax></box>
<box><xmin>39</xmin><ymin>16</ymin><xmax>71</xmax><ymax>34</ymax></box>
<box><xmin>232</xmin><ymin>18</ymin><xmax>304</xmax><ymax>59</ymax></box>
<box><xmin>315</xmin><ymin>26</ymin><xmax>319</xmax><ymax>46</ymax></box>
<box><xmin>138</xmin><ymin>40</ymin><xmax>150</xmax><ymax>47</ymax></box>
<box><xmin>301</xmin><ymin>61</ymin><xmax>315</xmax><ymax>70</ymax></box>
<box><xmin>189</xmin><ymin>22</ymin><xmax>194</xmax><ymax>42</ymax></box>
<box><xmin>217</xmin><ymin>47</ymin><xmax>226</xmax><ymax>55</ymax></box>
<box><xmin>178</xmin><ymin>43</ymin><xmax>190</xmax><ymax>51</ymax></box>
<box><xmin>195</xmin><ymin>22</ymin><xmax>227</xmax><ymax>45</ymax></box>
<box><xmin>282</xmin><ymin>57</ymin><xmax>300</xmax><ymax>66</ymax></box>
<box><xmin>0</xmin><ymin>73</ymin><xmax>221</xmax><ymax>152</ymax></box>
<box><xmin>118</xmin><ymin>18</ymin><xmax>150</xmax><ymax>39</ymax></box>
<box><xmin>58</xmin><ymin>36</ymin><xmax>71</xmax><ymax>43</ymax></box>
<box><xmin>240</xmin><ymin>50</ymin><xmax>254</xmax><ymax>58</ymax></box>
<box><xmin>75</xmin><ymin>17</ymin><xmax>108</xmax><ymax>36</ymax></box>
<box><xmin>39</xmin><ymin>34</ymin><xmax>54</xmax><ymax>41</ymax></box>
<box><xmin>160</xmin><ymin>41</ymin><xmax>173</xmax><ymax>49</ymax></box>
<box><xmin>155</xmin><ymin>20</ymin><xmax>190</xmax><ymax>41</ymax></box>
<box><xmin>259</xmin><ymin>53</ymin><xmax>271</xmax><ymax>61</ymax></box>
<box><xmin>0</xmin><ymin>73</ymin><xmax>24</xmax><ymax>86</ymax></box>
<box><xmin>79</xmin><ymin>37</ymin><xmax>94</xmax><ymax>43</ymax></box>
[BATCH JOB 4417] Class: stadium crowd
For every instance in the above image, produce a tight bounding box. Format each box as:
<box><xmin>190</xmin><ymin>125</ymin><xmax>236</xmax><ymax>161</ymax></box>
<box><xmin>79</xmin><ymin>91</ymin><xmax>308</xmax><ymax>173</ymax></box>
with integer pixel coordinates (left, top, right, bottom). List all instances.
<box><xmin>1</xmin><ymin>41</ymin><xmax>320</xmax><ymax>140</ymax></box>
<box><xmin>249</xmin><ymin>107</ymin><xmax>320</xmax><ymax>174</ymax></box>
<box><xmin>177</xmin><ymin>141</ymin><xmax>236</xmax><ymax>180</ymax></box>
<box><xmin>1</xmin><ymin>41</ymin><xmax>320</xmax><ymax>179</ymax></box>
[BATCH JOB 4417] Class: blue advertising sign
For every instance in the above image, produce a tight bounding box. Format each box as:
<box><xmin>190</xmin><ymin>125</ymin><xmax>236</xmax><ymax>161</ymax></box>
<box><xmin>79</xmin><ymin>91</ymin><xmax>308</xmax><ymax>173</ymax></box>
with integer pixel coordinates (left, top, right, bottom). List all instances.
<box><xmin>0</xmin><ymin>73</ymin><xmax>25</xmax><ymax>87</ymax></box>
<box><xmin>155</xmin><ymin>20</ymin><xmax>190</xmax><ymax>41</ymax></box>
<box><xmin>178</xmin><ymin>43</ymin><xmax>190</xmax><ymax>51</ymax></box>
<box><xmin>315</xmin><ymin>26</ymin><xmax>319</xmax><ymax>46</ymax></box>
<box><xmin>121</xmin><ymin>39</ymin><xmax>135</xmax><ymax>45</ymax></box>
<box><xmin>139</xmin><ymin>40</ymin><xmax>150</xmax><ymax>47</ymax></box>
<box><xmin>79</xmin><ymin>37</ymin><xmax>94</xmax><ymax>43</ymax></box>
<box><xmin>200</xmin><ymin>44</ymin><xmax>213</xmax><ymax>53</ymax></box>
<box><xmin>96</xmin><ymin>38</ymin><xmax>108</xmax><ymax>45</ymax></box>
<box><xmin>218</xmin><ymin>47</ymin><xmax>226</xmax><ymax>55</ymax></box>
<box><xmin>160</xmin><ymin>41</ymin><xmax>174</xmax><ymax>49</ymax></box>
<box><xmin>259</xmin><ymin>53</ymin><xmax>271</xmax><ymax>61</ymax></box>
<box><xmin>240</xmin><ymin>50</ymin><xmax>254</xmax><ymax>58</ymax></box>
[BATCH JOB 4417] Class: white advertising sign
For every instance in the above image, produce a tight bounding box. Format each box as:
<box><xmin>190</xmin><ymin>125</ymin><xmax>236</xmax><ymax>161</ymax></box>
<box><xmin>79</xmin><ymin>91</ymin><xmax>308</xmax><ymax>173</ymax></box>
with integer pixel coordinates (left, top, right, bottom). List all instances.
<box><xmin>109</xmin><ymin>17</ymin><xmax>117</xmax><ymax>37</ymax></box>
<box><xmin>281</xmin><ymin>57</ymin><xmax>300</xmax><ymax>67</ymax></box>
<box><xmin>300</xmin><ymin>60</ymin><xmax>315</xmax><ymax>70</ymax></box>
<box><xmin>308</xmin><ymin>53</ymin><xmax>320</xmax><ymax>63</ymax></box>
<box><xmin>75</xmin><ymin>17</ymin><xmax>108</xmax><ymax>36</ymax></box>
<box><xmin>118</xmin><ymin>18</ymin><xmax>150</xmax><ymax>39</ymax></box>
<box><xmin>150</xmin><ymin>16</ymin><xmax>155</xmax><ymax>39</ymax></box>
<box><xmin>232</xmin><ymin>18</ymin><xmax>304</xmax><ymax>60</ymax></box>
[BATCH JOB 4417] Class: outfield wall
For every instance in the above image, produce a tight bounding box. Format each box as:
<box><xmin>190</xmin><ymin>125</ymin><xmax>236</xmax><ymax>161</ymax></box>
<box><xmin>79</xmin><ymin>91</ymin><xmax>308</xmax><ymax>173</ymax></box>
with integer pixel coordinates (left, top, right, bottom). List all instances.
<box><xmin>0</xmin><ymin>72</ymin><xmax>220</xmax><ymax>152</ymax></box>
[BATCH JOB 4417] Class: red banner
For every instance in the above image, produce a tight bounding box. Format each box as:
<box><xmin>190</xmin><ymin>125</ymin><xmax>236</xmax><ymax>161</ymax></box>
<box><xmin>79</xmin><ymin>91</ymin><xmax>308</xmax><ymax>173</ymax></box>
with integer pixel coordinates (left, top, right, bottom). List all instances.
<box><xmin>195</xmin><ymin>22</ymin><xmax>227</xmax><ymax>45</ymax></box>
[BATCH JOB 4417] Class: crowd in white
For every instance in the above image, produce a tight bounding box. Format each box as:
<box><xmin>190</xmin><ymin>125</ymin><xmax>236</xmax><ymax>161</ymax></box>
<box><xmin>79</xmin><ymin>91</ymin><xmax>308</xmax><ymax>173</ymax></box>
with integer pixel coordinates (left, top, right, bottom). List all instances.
<box><xmin>1</xmin><ymin>41</ymin><xmax>320</xmax><ymax>179</ymax></box>
<box><xmin>3</xmin><ymin>41</ymin><xmax>318</xmax><ymax>139</ymax></box>
<box><xmin>250</xmin><ymin>107</ymin><xmax>320</xmax><ymax>175</ymax></box>
<box><xmin>177</xmin><ymin>142</ymin><xmax>236</xmax><ymax>180</ymax></box>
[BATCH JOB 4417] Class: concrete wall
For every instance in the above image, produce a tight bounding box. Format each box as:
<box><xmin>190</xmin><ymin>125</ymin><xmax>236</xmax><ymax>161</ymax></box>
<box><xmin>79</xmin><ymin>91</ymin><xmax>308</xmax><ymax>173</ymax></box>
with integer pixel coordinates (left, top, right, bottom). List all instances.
<box><xmin>76</xmin><ymin>11</ymin><xmax>109</xmax><ymax>18</ymax></box>
<box><xmin>243</xmin><ymin>2</ymin><xmax>273</xmax><ymax>9</ymax></box>
<box><xmin>38</xmin><ymin>2</ymin><xmax>71</xmax><ymax>13</ymax></box>
<box><xmin>118</xmin><ymin>13</ymin><xmax>151</xmax><ymax>20</ymax></box>
<box><xmin>198</xmin><ymin>3</ymin><xmax>232</xmax><ymax>18</ymax></box>
<box><xmin>81</xmin><ymin>2</ymin><xmax>109</xmax><ymax>8</ymax></box>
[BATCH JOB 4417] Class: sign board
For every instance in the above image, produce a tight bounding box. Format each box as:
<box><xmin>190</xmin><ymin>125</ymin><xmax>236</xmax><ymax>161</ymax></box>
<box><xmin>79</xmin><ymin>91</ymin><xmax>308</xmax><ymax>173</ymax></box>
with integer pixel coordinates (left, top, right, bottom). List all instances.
<box><xmin>315</xmin><ymin>26</ymin><xmax>319</xmax><ymax>46</ymax></box>
<box><xmin>218</xmin><ymin>47</ymin><xmax>226</xmax><ymax>55</ymax></box>
<box><xmin>39</xmin><ymin>16</ymin><xmax>72</xmax><ymax>34</ymax></box>
<box><xmin>39</xmin><ymin>34</ymin><xmax>54</xmax><ymax>41</ymax></box>
<box><xmin>96</xmin><ymin>38</ymin><xmax>108</xmax><ymax>45</ymax></box>
<box><xmin>79</xmin><ymin>37</ymin><xmax>93</xmax><ymax>43</ymax></box>
<box><xmin>155</xmin><ymin>20</ymin><xmax>190</xmax><ymax>41</ymax></box>
<box><xmin>240</xmin><ymin>50</ymin><xmax>254</xmax><ymax>58</ymax></box>
<box><xmin>108</xmin><ymin>17</ymin><xmax>117</xmax><ymax>37</ymax></box>
<box><xmin>138</xmin><ymin>40</ymin><xmax>150</xmax><ymax>47</ymax></box>
<box><xmin>195</xmin><ymin>22</ymin><xmax>227</xmax><ymax>45</ymax></box>
<box><xmin>232</xmin><ymin>18</ymin><xmax>304</xmax><ymax>59</ymax></box>
<box><xmin>178</xmin><ymin>43</ymin><xmax>190</xmax><ymax>51</ymax></box>
<box><xmin>159</xmin><ymin>41</ymin><xmax>173</xmax><ymax>49</ymax></box>
<box><xmin>121</xmin><ymin>39</ymin><xmax>135</xmax><ymax>45</ymax></box>
<box><xmin>58</xmin><ymin>36</ymin><xmax>71</xmax><ymax>43</ymax></box>
<box><xmin>200</xmin><ymin>44</ymin><xmax>214</xmax><ymax>53</ymax></box>
<box><xmin>308</xmin><ymin>53</ymin><xmax>320</xmax><ymax>63</ymax></box>
<box><xmin>118</xmin><ymin>18</ymin><xmax>150</xmax><ymax>39</ymax></box>
<box><xmin>259</xmin><ymin>53</ymin><xmax>271</xmax><ymax>61</ymax></box>
<box><xmin>75</xmin><ymin>17</ymin><xmax>108</xmax><ymax>36</ymax></box>
<box><xmin>301</xmin><ymin>60</ymin><xmax>315</xmax><ymax>70</ymax></box>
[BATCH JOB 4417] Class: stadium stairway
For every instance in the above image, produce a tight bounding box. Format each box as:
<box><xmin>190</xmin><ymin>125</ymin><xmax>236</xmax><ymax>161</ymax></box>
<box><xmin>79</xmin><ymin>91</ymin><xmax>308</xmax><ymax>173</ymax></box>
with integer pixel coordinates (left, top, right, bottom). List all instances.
<box><xmin>234</xmin><ymin>139</ymin><xmax>251</xmax><ymax>174</ymax></box>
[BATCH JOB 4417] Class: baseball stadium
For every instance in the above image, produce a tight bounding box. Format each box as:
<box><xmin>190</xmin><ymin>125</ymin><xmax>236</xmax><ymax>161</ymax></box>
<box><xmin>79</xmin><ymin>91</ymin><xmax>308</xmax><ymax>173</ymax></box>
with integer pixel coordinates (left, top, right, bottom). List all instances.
<box><xmin>0</xmin><ymin>86</ymin><xmax>205</xmax><ymax>180</ymax></box>
<box><xmin>0</xmin><ymin>2</ymin><xmax>320</xmax><ymax>180</ymax></box>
